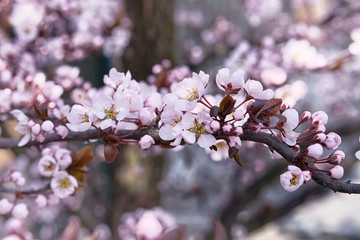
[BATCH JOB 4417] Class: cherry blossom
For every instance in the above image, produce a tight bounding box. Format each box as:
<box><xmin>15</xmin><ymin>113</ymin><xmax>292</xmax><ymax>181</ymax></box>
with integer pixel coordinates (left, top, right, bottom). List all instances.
<box><xmin>280</xmin><ymin>165</ymin><xmax>306</xmax><ymax>192</ymax></box>
<box><xmin>50</xmin><ymin>171</ymin><xmax>78</xmax><ymax>199</ymax></box>
<box><xmin>66</xmin><ymin>104</ymin><xmax>94</xmax><ymax>132</ymax></box>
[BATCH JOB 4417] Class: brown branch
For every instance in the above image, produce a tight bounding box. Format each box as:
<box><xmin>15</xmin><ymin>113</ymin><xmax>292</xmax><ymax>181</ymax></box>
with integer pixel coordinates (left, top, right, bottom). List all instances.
<box><xmin>1</xmin><ymin>127</ymin><xmax>360</xmax><ymax>194</ymax></box>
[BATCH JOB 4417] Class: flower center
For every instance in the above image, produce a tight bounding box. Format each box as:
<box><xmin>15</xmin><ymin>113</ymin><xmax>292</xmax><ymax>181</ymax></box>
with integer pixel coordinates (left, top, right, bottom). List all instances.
<box><xmin>60</xmin><ymin>178</ymin><xmax>70</xmax><ymax>188</ymax></box>
<box><xmin>80</xmin><ymin>113</ymin><xmax>89</xmax><ymax>123</ymax></box>
<box><xmin>189</xmin><ymin>120</ymin><xmax>206</xmax><ymax>137</ymax></box>
<box><xmin>170</xmin><ymin>115</ymin><xmax>181</xmax><ymax>126</ymax></box>
<box><xmin>185</xmin><ymin>88</ymin><xmax>199</xmax><ymax>102</ymax></box>
<box><xmin>104</xmin><ymin>104</ymin><xmax>118</xmax><ymax>120</ymax></box>
<box><xmin>290</xmin><ymin>173</ymin><xmax>300</xmax><ymax>186</ymax></box>
<box><xmin>45</xmin><ymin>163</ymin><xmax>55</xmax><ymax>171</ymax></box>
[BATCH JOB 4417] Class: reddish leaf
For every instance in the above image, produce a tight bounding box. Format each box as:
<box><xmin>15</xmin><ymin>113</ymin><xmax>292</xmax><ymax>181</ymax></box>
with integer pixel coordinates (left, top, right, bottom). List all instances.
<box><xmin>255</xmin><ymin>98</ymin><xmax>282</xmax><ymax>119</ymax></box>
<box><xmin>68</xmin><ymin>146</ymin><xmax>94</xmax><ymax>170</ymax></box>
<box><xmin>219</xmin><ymin>95</ymin><xmax>236</xmax><ymax>116</ymax></box>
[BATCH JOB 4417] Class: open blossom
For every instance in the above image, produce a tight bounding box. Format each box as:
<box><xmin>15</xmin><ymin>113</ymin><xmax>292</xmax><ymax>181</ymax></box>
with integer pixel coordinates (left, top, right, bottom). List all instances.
<box><xmin>159</xmin><ymin>105</ymin><xmax>184</xmax><ymax>145</ymax></box>
<box><xmin>38</xmin><ymin>155</ymin><xmax>58</xmax><ymax>177</ymax></box>
<box><xmin>280</xmin><ymin>165</ymin><xmax>308</xmax><ymax>192</ymax></box>
<box><xmin>50</xmin><ymin>171</ymin><xmax>78</xmax><ymax>198</ymax></box>
<box><xmin>10</xmin><ymin>110</ymin><xmax>31</xmax><ymax>147</ymax></box>
<box><xmin>92</xmin><ymin>92</ymin><xmax>129</xmax><ymax>129</ymax></box>
<box><xmin>166</xmin><ymin>74</ymin><xmax>207</xmax><ymax>111</ymax></box>
<box><xmin>178</xmin><ymin>112</ymin><xmax>216</xmax><ymax>148</ymax></box>
<box><xmin>280</xmin><ymin>109</ymin><xmax>300</xmax><ymax>146</ymax></box>
<box><xmin>66</xmin><ymin>104</ymin><xmax>94</xmax><ymax>132</ymax></box>
<box><xmin>216</xmin><ymin>68</ymin><xmax>245</xmax><ymax>94</ymax></box>
<box><xmin>104</xmin><ymin>68</ymin><xmax>131</xmax><ymax>90</ymax></box>
<box><xmin>244</xmin><ymin>79</ymin><xmax>274</xmax><ymax>100</ymax></box>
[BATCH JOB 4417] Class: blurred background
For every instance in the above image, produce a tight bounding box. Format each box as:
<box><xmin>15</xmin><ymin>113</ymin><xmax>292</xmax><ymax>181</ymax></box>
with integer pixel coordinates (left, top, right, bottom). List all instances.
<box><xmin>2</xmin><ymin>0</ymin><xmax>360</xmax><ymax>239</ymax></box>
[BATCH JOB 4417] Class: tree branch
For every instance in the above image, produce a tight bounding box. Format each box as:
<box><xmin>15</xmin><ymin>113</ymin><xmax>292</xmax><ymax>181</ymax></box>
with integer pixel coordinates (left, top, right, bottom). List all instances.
<box><xmin>2</xmin><ymin>128</ymin><xmax>360</xmax><ymax>194</ymax></box>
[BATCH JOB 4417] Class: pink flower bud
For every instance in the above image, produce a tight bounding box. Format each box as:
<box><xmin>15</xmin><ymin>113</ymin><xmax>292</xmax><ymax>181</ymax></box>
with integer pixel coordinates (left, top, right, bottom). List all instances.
<box><xmin>329</xmin><ymin>165</ymin><xmax>344</xmax><ymax>179</ymax></box>
<box><xmin>315</xmin><ymin>124</ymin><xmax>326</xmax><ymax>133</ymax></box>
<box><xmin>0</xmin><ymin>198</ymin><xmax>13</xmax><ymax>215</ymax></box>
<box><xmin>41</xmin><ymin>120</ymin><xmax>54</xmax><ymax>132</ymax></box>
<box><xmin>10</xmin><ymin>171</ymin><xmax>22</xmax><ymax>182</ymax></box>
<box><xmin>27</xmin><ymin>120</ymin><xmax>35</xmax><ymax>128</ymax></box>
<box><xmin>15</xmin><ymin>177</ymin><xmax>26</xmax><ymax>187</ymax></box>
<box><xmin>31</xmin><ymin>124</ymin><xmax>41</xmax><ymax>135</ymax></box>
<box><xmin>210</xmin><ymin>121</ymin><xmax>220</xmax><ymax>131</ymax></box>
<box><xmin>235</xmin><ymin>127</ymin><xmax>243</xmax><ymax>135</ymax></box>
<box><xmin>55</xmin><ymin>125</ymin><xmax>69</xmax><ymax>139</ymax></box>
<box><xmin>302</xmin><ymin>170</ymin><xmax>312</xmax><ymax>183</ymax></box>
<box><xmin>328</xmin><ymin>150</ymin><xmax>345</xmax><ymax>164</ymax></box>
<box><xmin>314</xmin><ymin>133</ymin><xmax>326</xmax><ymax>143</ymax></box>
<box><xmin>300</xmin><ymin>111</ymin><xmax>312</xmax><ymax>122</ymax></box>
<box><xmin>35</xmin><ymin>195</ymin><xmax>47</xmax><ymax>208</ymax></box>
<box><xmin>306</xmin><ymin>143</ymin><xmax>323</xmax><ymax>159</ymax></box>
<box><xmin>222</xmin><ymin>124</ymin><xmax>232</xmax><ymax>133</ymax></box>
<box><xmin>311</xmin><ymin>111</ymin><xmax>328</xmax><ymax>125</ymax></box>
<box><xmin>323</xmin><ymin>132</ymin><xmax>341</xmax><ymax>149</ymax></box>
<box><xmin>233</xmin><ymin>109</ymin><xmax>244</xmax><ymax>121</ymax></box>
<box><xmin>280</xmin><ymin>102</ymin><xmax>290</xmax><ymax>112</ymax></box>
<box><xmin>228</xmin><ymin>136</ymin><xmax>241</xmax><ymax>147</ymax></box>
<box><xmin>12</xmin><ymin>203</ymin><xmax>28</xmax><ymax>218</ymax></box>
<box><xmin>4</xmin><ymin>218</ymin><xmax>26</xmax><ymax>235</ymax></box>
<box><xmin>36</xmin><ymin>133</ymin><xmax>46</xmax><ymax>143</ymax></box>
<box><xmin>139</xmin><ymin>135</ymin><xmax>155</xmax><ymax>150</ymax></box>
<box><xmin>139</xmin><ymin>108</ymin><xmax>154</xmax><ymax>126</ymax></box>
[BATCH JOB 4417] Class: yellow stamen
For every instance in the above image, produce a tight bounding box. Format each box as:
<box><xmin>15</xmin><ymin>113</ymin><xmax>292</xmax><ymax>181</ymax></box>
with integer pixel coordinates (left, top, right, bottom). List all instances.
<box><xmin>184</xmin><ymin>88</ymin><xmax>199</xmax><ymax>101</ymax></box>
<box><xmin>290</xmin><ymin>173</ymin><xmax>300</xmax><ymax>186</ymax></box>
<box><xmin>104</xmin><ymin>104</ymin><xmax>118</xmax><ymax>120</ymax></box>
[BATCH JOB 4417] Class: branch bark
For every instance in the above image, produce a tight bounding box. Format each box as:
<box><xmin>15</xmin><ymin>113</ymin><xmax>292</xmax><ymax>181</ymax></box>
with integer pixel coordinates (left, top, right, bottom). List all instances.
<box><xmin>1</xmin><ymin>128</ymin><xmax>360</xmax><ymax>194</ymax></box>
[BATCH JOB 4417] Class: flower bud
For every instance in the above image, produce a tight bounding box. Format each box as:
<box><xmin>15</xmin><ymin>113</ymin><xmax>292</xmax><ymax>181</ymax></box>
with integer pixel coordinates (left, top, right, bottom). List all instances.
<box><xmin>306</xmin><ymin>143</ymin><xmax>323</xmax><ymax>159</ymax></box>
<box><xmin>328</xmin><ymin>150</ymin><xmax>345</xmax><ymax>164</ymax></box>
<box><xmin>210</xmin><ymin>120</ymin><xmax>220</xmax><ymax>131</ymax></box>
<box><xmin>31</xmin><ymin>124</ymin><xmax>41</xmax><ymax>135</ymax></box>
<box><xmin>300</xmin><ymin>111</ymin><xmax>312</xmax><ymax>122</ymax></box>
<box><xmin>232</xmin><ymin>109</ymin><xmax>244</xmax><ymax>121</ymax></box>
<box><xmin>139</xmin><ymin>135</ymin><xmax>155</xmax><ymax>150</ymax></box>
<box><xmin>323</xmin><ymin>132</ymin><xmax>341</xmax><ymax>149</ymax></box>
<box><xmin>12</xmin><ymin>203</ymin><xmax>28</xmax><ymax>218</ymax></box>
<box><xmin>55</xmin><ymin>125</ymin><xmax>69</xmax><ymax>139</ymax></box>
<box><xmin>35</xmin><ymin>195</ymin><xmax>47</xmax><ymax>208</ymax></box>
<box><xmin>311</xmin><ymin>111</ymin><xmax>328</xmax><ymax>125</ymax></box>
<box><xmin>222</xmin><ymin>124</ymin><xmax>232</xmax><ymax>133</ymax></box>
<box><xmin>314</xmin><ymin>133</ymin><xmax>326</xmax><ymax>143</ymax></box>
<box><xmin>329</xmin><ymin>165</ymin><xmax>344</xmax><ymax>179</ymax></box>
<box><xmin>302</xmin><ymin>170</ymin><xmax>312</xmax><ymax>183</ymax></box>
<box><xmin>41</xmin><ymin>120</ymin><xmax>54</xmax><ymax>132</ymax></box>
<box><xmin>0</xmin><ymin>198</ymin><xmax>13</xmax><ymax>215</ymax></box>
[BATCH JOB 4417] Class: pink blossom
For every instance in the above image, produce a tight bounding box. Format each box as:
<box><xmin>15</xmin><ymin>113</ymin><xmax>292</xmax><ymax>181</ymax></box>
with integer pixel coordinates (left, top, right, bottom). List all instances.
<box><xmin>180</xmin><ymin>112</ymin><xmax>216</xmax><ymax>148</ymax></box>
<box><xmin>210</xmin><ymin>120</ymin><xmax>220</xmax><ymax>131</ymax></box>
<box><xmin>139</xmin><ymin>108</ymin><xmax>154</xmax><ymax>126</ymax></box>
<box><xmin>205</xmin><ymin>139</ymin><xmax>229</xmax><ymax>161</ymax></box>
<box><xmin>0</xmin><ymin>198</ymin><xmax>13</xmax><ymax>215</ymax></box>
<box><xmin>323</xmin><ymin>132</ymin><xmax>341</xmax><ymax>149</ymax></box>
<box><xmin>329</xmin><ymin>165</ymin><xmax>344</xmax><ymax>179</ymax></box>
<box><xmin>38</xmin><ymin>155</ymin><xmax>58</xmax><ymax>177</ymax></box>
<box><xmin>222</xmin><ymin>124</ymin><xmax>232</xmax><ymax>133</ymax></box>
<box><xmin>103</xmin><ymin>68</ymin><xmax>131</xmax><ymax>90</ymax></box>
<box><xmin>280</xmin><ymin>109</ymin><xmax>300</xmax><ymax>146</ymax></box>
<box><xmin>328</xmin><ymin>150</ymin><xmax>345</xmax><ymax>164</ymax></box>
<box><xmin>229</xmin><ymin>136</ymin><xmax>241</xmax><ymax>147</ymax></box>
<box><xmin>216</xmin><ymin>68</ymin><xmax>244</xmax><ymax>94</ymax></box>
<box><xmin>55</xmin><ymin>125</ymin><xmax>69</xmax><ymax>139</ymax></box>
<box><xmin>139</xmin><ymin>135</ymin><xmax>155</xmax><ymax>150</ymax></box>
<box><xmin>11</xmin><ymin>203</ymin><xmax>28</xmax><ymax>219</ymax></box>
<box><xmin>311</xmin><ymin>111</ymin><xmax>328</xmax><ymax>125</ymax></box>
<box><xmin>50</xmin><ymin>171</ymin><xmax>78</xmax><ymax>198</ymax></box>
<box><xmin>10</xmin><ymin>110</ymin><xmax>31</xmax><ymax>147</ymax></box>
<box><xmin>41</xmin><ymin>120</ymin><xmax>54</xmax><ymax>132</ymax></box>
<box><xmin>280</xmin><ymin>165</ymin><xmax>304</xmax><ymax>192</ymax></box>
<box><xmin>31</xmin><ymin>124</ymin><xmax>41</xmax><ymax>135</ymax></box>
<box><xmin>35</xmin><ymin>195</ymin><xmax>47</xmax><ymax>208</ymax></box>
<box><xmin>159</xmin><ymin>106</ymin><xmax>184</xmax><ymax>144</ymax></box>
<box><xmin>306</xmin><ymin>143</ymin><xmax>323</xmax><ymax>159</ymax></box>
<box><xmin>302</xmin><ymin>170</ymin><xmax>312</xmax><ymax>183</ymax></box>
<box><xmin>66</xmin><ymin>104</ymin><xmax>94</xmax><ymax>132</ymax></box>
<box><xmin>244</xmin><ymin>79</ymin><xmax>274</xmax><ymax>100</ymax></box>
<box><xmin>55</xmin><ymin>148</ymin><xmax>72</xmax><ymax>168</ymax></box>
<box><xmin>136</xmin><ymin>211</ymin><xmax>163</xmax><ymax>239</ymax></box>
<box><xmin>233</xmin><ymin>109</ymin><xmax>245</xmax><ymax>121</ymax></box>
